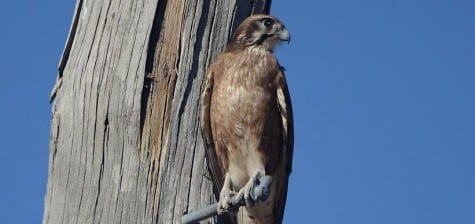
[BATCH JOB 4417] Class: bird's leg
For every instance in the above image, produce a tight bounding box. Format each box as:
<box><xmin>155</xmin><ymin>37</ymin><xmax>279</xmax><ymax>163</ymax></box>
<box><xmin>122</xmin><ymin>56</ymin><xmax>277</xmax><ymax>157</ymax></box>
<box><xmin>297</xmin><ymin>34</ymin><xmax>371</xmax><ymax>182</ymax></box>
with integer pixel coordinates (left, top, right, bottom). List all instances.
<box><xmin>217</xmin><ymin>173</ymin><xmax>236</xmax><ymax>214</ymax></box>
<box><xmin>236</xmin><ymin>170</ymin><xmax>265</xmax><ymax>207</ymax></box>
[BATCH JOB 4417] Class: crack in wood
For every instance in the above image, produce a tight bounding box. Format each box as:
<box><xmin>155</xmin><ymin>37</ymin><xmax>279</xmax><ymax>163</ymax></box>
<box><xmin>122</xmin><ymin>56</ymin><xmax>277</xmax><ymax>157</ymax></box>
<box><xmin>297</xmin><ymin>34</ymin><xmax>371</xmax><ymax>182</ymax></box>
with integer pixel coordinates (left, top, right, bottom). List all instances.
<box><xmin>44</xmin><ymin>0</ymin><xmax>271</xmax><ymax>223</ymax></box>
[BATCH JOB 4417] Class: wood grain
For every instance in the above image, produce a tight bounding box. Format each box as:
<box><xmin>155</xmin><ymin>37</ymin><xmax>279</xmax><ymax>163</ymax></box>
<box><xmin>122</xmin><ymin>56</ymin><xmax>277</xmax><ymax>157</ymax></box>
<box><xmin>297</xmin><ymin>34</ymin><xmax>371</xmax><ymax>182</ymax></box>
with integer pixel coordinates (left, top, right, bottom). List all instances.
<box><xmin>44</xmin><ymin>0</ymin><xmax>270</xmax><ymax>223</ymax></box>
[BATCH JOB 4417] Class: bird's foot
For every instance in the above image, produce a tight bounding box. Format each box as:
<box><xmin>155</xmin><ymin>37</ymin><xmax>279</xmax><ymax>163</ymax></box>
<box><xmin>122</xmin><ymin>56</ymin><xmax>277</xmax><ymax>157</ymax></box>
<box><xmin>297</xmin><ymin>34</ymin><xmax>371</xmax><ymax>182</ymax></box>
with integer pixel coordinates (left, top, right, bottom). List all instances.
<box><xmin>236</xmin><ymin>170</ymin><xmax>265</xmax><ymax>207</ymax></box>
<box><xmin>217</xmin><ymin>188</ymin><xmax>236</xmax><ymax>214</ymax></box>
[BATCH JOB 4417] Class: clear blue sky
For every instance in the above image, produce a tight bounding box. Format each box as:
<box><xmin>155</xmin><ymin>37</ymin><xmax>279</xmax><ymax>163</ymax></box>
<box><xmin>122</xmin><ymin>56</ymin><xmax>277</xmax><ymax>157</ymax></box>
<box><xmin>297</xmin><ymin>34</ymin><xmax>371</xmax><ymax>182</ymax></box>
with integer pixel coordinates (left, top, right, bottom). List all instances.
<box><xmin>0</xmin><ymin>1</ymin><xmax>474</xmax><ymax>223</ymax></box>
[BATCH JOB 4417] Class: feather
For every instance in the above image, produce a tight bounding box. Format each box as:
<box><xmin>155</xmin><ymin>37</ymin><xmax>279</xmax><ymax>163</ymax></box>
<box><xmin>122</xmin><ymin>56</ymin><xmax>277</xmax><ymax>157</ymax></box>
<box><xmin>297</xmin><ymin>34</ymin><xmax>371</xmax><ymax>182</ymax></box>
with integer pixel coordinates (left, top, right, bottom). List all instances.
<box><xmin>199</xmin><ymin>14</ymin><xmax>293</xmax><ymax>224</ymax></box>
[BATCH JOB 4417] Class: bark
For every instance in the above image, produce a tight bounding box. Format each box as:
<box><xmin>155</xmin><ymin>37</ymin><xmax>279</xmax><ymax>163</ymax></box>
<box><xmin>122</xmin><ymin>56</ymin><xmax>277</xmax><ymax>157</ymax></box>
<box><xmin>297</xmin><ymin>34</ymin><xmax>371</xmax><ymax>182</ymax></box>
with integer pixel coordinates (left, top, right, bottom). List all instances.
<box><xmin>44</xmin><ymin>0</ymin><xmax>271</xmax><ymax>223</ymax></box>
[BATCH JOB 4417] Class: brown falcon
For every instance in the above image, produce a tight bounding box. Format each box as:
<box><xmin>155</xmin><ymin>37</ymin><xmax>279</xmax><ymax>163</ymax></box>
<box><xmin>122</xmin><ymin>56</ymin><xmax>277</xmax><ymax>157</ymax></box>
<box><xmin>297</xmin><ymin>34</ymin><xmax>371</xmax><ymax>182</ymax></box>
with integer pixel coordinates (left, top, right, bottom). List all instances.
<box><xmin>200</xmin><ymin>14</ymin><xmax>293</xmax><ymax>224</ymax></box>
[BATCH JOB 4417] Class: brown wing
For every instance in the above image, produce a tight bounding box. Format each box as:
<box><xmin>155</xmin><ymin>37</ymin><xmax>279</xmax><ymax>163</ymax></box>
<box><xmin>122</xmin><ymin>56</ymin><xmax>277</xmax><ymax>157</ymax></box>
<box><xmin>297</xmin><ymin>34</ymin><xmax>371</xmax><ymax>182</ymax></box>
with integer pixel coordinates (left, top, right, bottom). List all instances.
<box><xmin>200</xmin><ymin>68</ymin><xmax>226</xmax><ymax>196</ymax></box>
<box><xmin>201</xmin><ymin>67</ymin><xmax>237</xmax><ymax>224</ymax></box>
<box><xmin>277</xmin><ymin>69</ymin><xmax>294</xmax><ymax>174</ymax></box>
<box><xmin>273</xmin><ymin>69</ymin><xmax>294</xmax><ymax>223</ymax></box>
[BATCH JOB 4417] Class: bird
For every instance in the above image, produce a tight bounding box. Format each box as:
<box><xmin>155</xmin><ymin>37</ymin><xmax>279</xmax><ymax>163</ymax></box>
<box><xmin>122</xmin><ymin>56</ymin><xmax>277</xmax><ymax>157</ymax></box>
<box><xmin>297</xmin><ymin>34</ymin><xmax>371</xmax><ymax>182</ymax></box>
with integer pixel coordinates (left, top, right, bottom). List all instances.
<box><xmin>200</xmin><ymin>14</ymin><xmax>294</xmax><ymax>224</ymax></box>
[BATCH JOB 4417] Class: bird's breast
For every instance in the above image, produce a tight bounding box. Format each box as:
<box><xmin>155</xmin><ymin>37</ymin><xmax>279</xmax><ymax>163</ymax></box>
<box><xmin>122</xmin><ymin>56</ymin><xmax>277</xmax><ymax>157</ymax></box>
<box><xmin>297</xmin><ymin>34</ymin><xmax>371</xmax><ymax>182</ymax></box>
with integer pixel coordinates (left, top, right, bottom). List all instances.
<box><xmin>212</xmin><ymin>69</ymin><xmax>276</xmax><ymax>122</ymax></box>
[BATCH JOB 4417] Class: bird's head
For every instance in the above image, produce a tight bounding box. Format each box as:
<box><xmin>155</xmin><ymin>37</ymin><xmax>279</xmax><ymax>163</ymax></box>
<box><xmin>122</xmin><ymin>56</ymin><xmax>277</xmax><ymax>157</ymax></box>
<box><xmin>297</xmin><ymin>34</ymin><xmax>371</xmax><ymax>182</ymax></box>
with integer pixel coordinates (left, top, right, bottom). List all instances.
<box><xmin>228</xmin><ymin>14</ymin><xmax>290</xmax><ymax>52</ymax></box>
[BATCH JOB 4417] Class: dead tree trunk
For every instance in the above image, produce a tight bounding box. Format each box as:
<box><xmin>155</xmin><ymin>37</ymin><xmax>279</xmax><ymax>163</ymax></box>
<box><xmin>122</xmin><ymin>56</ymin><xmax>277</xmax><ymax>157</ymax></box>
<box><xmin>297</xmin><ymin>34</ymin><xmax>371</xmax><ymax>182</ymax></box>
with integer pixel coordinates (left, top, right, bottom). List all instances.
<box><xmin>44</xmin><ymin>0</ymin><xmax>271</xmax><ymax>223</ymax></box>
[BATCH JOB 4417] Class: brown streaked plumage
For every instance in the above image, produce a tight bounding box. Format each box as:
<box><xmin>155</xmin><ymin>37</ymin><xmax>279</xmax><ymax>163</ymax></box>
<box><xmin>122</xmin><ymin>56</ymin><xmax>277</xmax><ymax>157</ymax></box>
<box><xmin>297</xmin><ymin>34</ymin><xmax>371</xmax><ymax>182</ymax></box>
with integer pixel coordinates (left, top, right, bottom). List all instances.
<box><xmin>200</xmin><ymin>14</ymin><xmax>293</xmax><ymax>224</ymax></box>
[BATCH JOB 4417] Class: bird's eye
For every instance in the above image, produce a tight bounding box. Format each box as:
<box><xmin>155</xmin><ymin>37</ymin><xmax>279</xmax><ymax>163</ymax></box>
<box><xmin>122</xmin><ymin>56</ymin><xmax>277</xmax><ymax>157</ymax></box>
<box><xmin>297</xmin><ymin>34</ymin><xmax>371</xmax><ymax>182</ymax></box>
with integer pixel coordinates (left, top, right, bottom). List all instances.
<box><xmin>262</xmin><ymin>18</ymin><xmax>274</xmax><ymax>28</ymax></box>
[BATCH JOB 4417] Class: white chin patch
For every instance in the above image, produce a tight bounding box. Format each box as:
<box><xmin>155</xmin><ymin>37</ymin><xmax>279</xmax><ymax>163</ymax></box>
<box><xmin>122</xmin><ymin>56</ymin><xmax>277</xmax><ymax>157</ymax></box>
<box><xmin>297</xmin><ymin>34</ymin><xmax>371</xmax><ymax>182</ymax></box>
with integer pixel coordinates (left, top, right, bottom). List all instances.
<box><xmin>247</xmin><ymin>45</ymin><xmax>272</xmax><ymax>56</ymax></box>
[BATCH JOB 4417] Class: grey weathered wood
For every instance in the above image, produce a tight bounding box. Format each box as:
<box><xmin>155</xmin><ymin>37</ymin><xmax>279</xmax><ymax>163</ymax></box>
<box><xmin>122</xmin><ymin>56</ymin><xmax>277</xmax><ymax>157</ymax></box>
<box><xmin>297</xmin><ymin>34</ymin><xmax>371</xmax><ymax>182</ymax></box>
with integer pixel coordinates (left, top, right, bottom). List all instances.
<box><xmin>44</xmin><ymin>0</ymin><xmax>271</xmax><ymax>223</ymax></box>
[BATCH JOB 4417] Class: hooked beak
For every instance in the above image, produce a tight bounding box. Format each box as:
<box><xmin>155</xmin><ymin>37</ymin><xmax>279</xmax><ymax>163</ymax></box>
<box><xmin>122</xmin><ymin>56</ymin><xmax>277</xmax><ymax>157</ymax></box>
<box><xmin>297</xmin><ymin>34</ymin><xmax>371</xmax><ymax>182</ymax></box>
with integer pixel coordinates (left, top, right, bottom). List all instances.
<box><xmin>278</xmin><ymin>28</ymin><xmax>291</xmax><ymax>44</ymax></box>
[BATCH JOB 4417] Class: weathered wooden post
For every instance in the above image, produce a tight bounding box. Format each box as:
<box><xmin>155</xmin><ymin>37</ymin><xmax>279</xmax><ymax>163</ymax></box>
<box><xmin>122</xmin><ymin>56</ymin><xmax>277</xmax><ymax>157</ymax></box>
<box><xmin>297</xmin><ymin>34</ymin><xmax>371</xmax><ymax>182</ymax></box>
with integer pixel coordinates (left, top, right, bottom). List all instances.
<box><xmin>44</xmin><ymin>0</ymin><xmax>271</xmax><ymax>223</ymax></box>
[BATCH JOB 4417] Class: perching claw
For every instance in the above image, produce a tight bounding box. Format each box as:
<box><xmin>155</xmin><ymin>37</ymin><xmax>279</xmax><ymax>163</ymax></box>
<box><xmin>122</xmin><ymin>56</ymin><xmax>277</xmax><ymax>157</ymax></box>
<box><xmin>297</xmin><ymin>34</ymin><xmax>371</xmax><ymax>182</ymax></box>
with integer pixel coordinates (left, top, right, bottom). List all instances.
<box><xmin>180</xmin><ymin>175</ymin><xmax>273</xmax><ymax>224</ymax></box>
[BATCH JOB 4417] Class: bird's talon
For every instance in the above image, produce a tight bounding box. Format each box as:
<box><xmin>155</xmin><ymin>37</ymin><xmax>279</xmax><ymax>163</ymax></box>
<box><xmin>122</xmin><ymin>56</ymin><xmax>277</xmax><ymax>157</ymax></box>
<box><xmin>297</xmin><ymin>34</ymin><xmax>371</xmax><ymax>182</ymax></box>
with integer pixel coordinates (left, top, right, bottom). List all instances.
<box><xmin>217</xmin><ymin>189</ymin><xmax>236</xmax><ymax>214</ymax></box>
<box><xmin>237</xmin><ymin>180</ymin><xmax>256</xmax><ymax>207</ymax></box>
